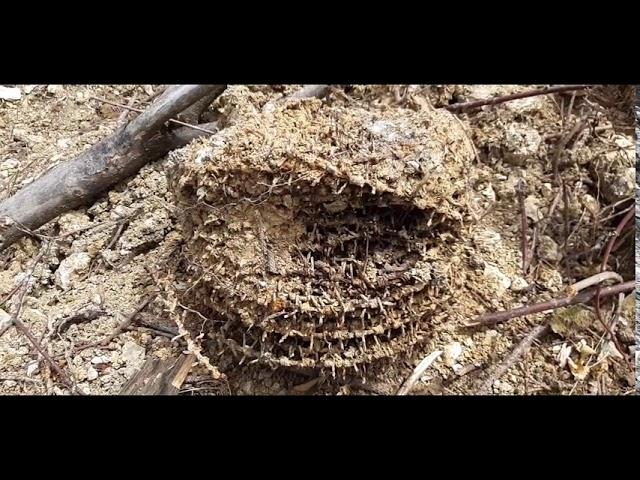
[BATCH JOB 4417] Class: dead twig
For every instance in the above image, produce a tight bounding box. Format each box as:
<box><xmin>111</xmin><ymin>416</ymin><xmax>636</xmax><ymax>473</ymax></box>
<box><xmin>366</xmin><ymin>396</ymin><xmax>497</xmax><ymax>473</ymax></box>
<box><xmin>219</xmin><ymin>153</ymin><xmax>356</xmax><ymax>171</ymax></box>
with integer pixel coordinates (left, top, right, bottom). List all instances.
<box><xmin>396</xmin><ymin>350</ymin><xmax>443</xmax><ymax>395</ymax></box>
<box><xmin>89</xmin><ymin>96</ymin><xmax>219</xmax><ymax>135</ymax></box>
<box><xmin>13</xmin><ymin>318</ymin><xmax>75</xmax><ymax>391</ymax></box>
<box><xmin>516</xmin><ymin>179</ymin><xmax>529</xmax><ymax>275</ymax></box>
<box><xmin>75</xmin><ymin>293</ymin><xmax>158</xmax><ymax>352</ymax></box>
<box><xmin>598</xmin><ymin>208</ymin><xmax>634</xmax><ymax>274</ymax></box>
<box><xmin>117</xmin><ymin>92</ymin><xmax>139</xmax><ymax>126</ymax></box>
<box><xmin>553</xmin><ymin>118</ymin><xmax>588</xmax><ymax>183</ymax></box>
<box><xmin>444</xmin><ymin>85</ymin><xmax>589</xmax><ymax>113</ymax></box>
<box><xmin>478</xmin><ymin>325</ymin><xmax>549</xmax><ymax>394</ymax></box>
<box><xmin>594</xmin><ymin>207</ymin><xmax>634</xmax><ymax>351</ymax></box>
<box><xmin>467</xmin><ymin>279</ymin><xmax>633</xmax><ymax>327</ymax></box>
<box><xmin>2</xmin><ymin>242</ymin><xmax>77</xmax><ymax>391</ymax></box>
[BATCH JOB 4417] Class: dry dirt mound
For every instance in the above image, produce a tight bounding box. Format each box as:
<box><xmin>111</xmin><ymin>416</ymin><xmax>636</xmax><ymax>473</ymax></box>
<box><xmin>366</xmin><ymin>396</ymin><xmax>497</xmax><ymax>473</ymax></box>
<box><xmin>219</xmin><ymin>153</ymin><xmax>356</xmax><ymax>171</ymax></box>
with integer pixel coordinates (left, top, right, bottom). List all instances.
<box><xmin>168</xmin><ymin>99</ymin><xmax>473</xmax><ymax>375</ymax></box>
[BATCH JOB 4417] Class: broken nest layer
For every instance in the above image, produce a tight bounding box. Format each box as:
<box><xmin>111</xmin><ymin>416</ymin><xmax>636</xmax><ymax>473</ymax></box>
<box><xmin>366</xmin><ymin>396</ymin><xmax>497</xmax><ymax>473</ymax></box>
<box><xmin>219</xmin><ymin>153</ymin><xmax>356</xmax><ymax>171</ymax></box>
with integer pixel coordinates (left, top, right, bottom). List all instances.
<box><xmin>168</xmin><ymin>99</ymin><xmax>475</xmax><ymax>375</ymax></box>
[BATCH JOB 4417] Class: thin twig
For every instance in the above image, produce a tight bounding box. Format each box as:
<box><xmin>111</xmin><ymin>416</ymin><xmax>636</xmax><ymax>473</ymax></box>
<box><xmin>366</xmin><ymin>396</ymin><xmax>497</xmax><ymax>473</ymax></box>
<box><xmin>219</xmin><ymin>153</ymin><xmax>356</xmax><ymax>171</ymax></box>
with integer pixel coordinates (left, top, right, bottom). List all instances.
<box><xmin>13</xmin><ymin>318</ymin><xmax>75</xmax><ymax>390</ymax></box>
<box><xmin>1</xmin><ymin>243</ymin><xmax>49</xmax><ymax>337</ymax></box>
<box><xmin>599</xmin><ymin>208</ymin><xmax>634</xmax><ymax>274</ymax></box>
<box><xmin>561</xmin><ymin>181</ymin><xmax>571</xmax><ymax>270</ymax></box>
<box><xmin>75</xmin><ymin>293</ymin><xmax>158</xmax><ymax>352</ymax></box>
<box><xmin>478</xmin><ymin>325</ymin><xmax>549</xmax><ymax>394</ymax></box>
<box><xmin>396</xmin><ymin>350</ymin><xmax>443</xmax><ymax>395</ymax></box>
<box><xmin>553</xmin><ymin>118</ymin><xmax>588</xmax><ymax>183</ymax></box>
<box><xmin>516</xmin><ymin>179</ymin><xmax>529</xmax><ymax>275</ymax></box>
<box><xmin>89</xmin><ymin>96</ymin><xmax>218</xmax><ymax>134</ymax></box>
<box><xmin>467</xmin><ymin>280</ymin><xmax>633</xmax><ymax>327</ymax></box>
<box><xmin>570</xmin><ymin>271</ymin><xmax>623</xmax><ymax>293</ymax></box>
<box><xmin>117</xmin><ymin>92</ymin><xmax>139</xmax><ymax>126</ymax></box>
<box><xmin>597</xmin><ymin>204</ymin><xmax>634</xmax><ymax>225</ymax></box>
<box><xmin>3</xmin><ymin>242</ymin><xmax>77</xmax><ymax>391</ymax></box>
<box><xmin>594</xmin><ymin>207</ymin><xmax>634</xmax><ymax>349</ymax></box>
<box><xmin>538</xmin><ymin>191</ymin><xmax>562</xmax><ymax>238</ymax></box>
<box><xmin>444</xmin><ymin>85</ymin><xmax>589</xmax><ymax>113</ymax></box>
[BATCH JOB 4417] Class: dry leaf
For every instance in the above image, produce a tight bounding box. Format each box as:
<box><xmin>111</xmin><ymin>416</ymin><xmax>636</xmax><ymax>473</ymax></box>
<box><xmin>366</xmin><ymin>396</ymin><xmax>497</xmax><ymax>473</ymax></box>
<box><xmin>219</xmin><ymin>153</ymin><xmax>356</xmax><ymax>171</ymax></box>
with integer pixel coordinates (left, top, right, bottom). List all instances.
<box><xmin>567</xmin><ymin>357</ymin><xmax>591</xmax><ymax>380</ymax></box>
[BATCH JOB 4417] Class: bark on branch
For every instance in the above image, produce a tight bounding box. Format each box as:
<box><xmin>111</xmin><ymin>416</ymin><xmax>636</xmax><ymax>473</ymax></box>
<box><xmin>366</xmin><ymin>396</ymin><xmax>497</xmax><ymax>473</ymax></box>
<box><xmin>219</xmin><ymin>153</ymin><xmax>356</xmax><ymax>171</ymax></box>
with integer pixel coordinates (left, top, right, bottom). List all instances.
<box><xmin>0</xmin><ymin>85</ymin><xmax>224</xmax><ymax>251</ymax></box>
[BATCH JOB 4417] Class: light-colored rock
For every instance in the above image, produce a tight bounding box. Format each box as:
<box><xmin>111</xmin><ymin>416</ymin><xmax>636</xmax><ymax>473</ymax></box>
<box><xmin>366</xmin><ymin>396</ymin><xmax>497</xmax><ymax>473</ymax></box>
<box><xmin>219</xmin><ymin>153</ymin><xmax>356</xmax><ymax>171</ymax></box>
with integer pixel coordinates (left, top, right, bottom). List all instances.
<box><xmin>91</xmin><ymin>355</ymin><xmax>111</xmax><ymax>365</ymax></box>
<box><xmin>121</xmin><ymin>341</ymin><xmax>146</xmax><ymax>369</ymax></box>
<box><xmin>503</xmin><ymin>123</ymin><xmax>542</xmax><ymax>166</ymax></box>
<box><xmin>56</xmin><ymin>138</ymin><xmax>71</xmax><ymax>150</ymax></box>
<box><xmin>57</xmin><ymin>211</ymin><xmax>92</xmax><ymax>237</ymax></box>
<box><xmin>473</xmin><ymin>229</ymin><xmax>502</xmax><ymax>251</ymax></box>
<box><xmin>479</xmin><ymin>183</ymin><xmax>496</xmax><ymax>202</ymax></box>
<box><xmin>0</xmin><ymin>86</ymin><xmax>22</xmax><ymax>101</ymax></box>
<box><xmin>46</xmin><ymin>84</ymin><xmax>64</xmax><ymax>96</ymax></box>
<box><xmin>0</xmin><ymin>308</ymin><xmax>10</xmax><ymax>330</ymax></box>
<box><xmin>538</xmin><ymin>235</ymin><xmax>562</xmax><ymax>263</ymax></box>
<box><xmin>580</xmin><ymin>193</ymin><xmax>599</xmax><ymax>217</ymax></box>
<box><xmin>26</xmin><ymin>362</ymin><xmax>40</xmax><ymax>377</ymax></box>
<box><xmin>55</xmin><ymin>252</ymin><xmax>92</xmax><ymax>290</ymax></box>
<box><xmin>86</xmin><ymin>366</ymin><xmax>99</xmax><ymax>381</ymax></box>
<box><xmin>602</xmin><ymin>167</ymin><xmax>634</xmax><ymax>203</ymax></box>
<box><xmin>0</xmin><ymin>158</ymin><xmax>20</xmax><ymax>172</ymax></box>
<box><xmin>498</xmin><ymin>381</ymin><xmax>515</xmax><ymax>394</ymax></box>
<box><xmin>443</xmin><ymin>342</ymin><xmax>463</xmax><ymax>367</ymax></box>
<box><xmin>483</xmin><ymin>263</ymin><xmax>511</xmax><ymax>293</ymax></box>
<box><xmin>537</xmin><ymin>266</ymin><xmax>563</xmax><ymax>293</ymax></box>
<box><xmin>73</xmin><ymin>366</ymin><xmax>88</xmax><ymax>382</ymax></box>
<box><xmin>53</xmin><ymin>386</ymin><xmax>68</xmax><ymax>395</ymax></box>
<box><xmin>524</xmin><ymin>195</ymin><xmax>543</xmax><ymax>223</ymax></box>
<box><xmin>510</xmin><ymin>276</ymin><xmax>529</xmax><ymax>292</ymax></box>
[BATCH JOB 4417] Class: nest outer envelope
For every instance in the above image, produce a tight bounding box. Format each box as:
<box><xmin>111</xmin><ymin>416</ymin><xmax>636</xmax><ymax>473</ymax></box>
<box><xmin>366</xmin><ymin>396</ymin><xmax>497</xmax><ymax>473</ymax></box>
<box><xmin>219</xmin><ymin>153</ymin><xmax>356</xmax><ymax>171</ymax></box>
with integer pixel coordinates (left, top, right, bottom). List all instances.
<box><xmin>168</xmin><ymin>99</ymin><xmax>474</xmax><ymax>374</ymax></box>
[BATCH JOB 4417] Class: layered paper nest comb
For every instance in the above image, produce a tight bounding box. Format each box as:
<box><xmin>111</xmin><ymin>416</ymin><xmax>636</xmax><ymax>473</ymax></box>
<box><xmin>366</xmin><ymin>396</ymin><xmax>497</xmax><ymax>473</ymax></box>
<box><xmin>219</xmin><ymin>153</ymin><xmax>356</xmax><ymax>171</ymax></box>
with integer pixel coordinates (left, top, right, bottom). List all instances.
<box><xmin>169</xmin><ymin>98</ymin><xmax>474</xmax><ymax>376</ymax></box>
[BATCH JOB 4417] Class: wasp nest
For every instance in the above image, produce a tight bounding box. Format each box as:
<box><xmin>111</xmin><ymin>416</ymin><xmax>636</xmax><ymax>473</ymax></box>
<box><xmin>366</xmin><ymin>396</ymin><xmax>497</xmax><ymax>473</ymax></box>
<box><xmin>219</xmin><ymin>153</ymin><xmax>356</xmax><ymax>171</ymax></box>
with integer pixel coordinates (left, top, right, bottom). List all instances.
<box><xmin>169</xmin><ymin>98</ymin><xmax>474</xmax><ymax>376</ymax></box>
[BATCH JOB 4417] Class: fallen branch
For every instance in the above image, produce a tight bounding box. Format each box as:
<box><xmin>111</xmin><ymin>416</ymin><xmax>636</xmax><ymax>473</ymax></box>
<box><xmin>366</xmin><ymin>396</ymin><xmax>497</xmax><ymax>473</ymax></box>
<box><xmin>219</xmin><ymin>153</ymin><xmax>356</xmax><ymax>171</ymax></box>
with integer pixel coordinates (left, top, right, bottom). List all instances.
<box><xmin>478</xmin><ymin>324</ymin><xmax>549</xmax><ymax>394</ymax></box>
<box><xmin>467</xmin><ymin>279</ymin><xmax>634</xmax><ymax>327</ymax></box>
<box><xmin>396</xmin><ymin>350</ymin><xmax>443</xmax><ymax>395</ymax></box>
<box><xmin>445</xmin><ymin>85</ymin><xmax>589</xmax><ymax>113</ymax></box>
<box><xmin>120</xmin><ymin>353</ymin><xmax>195</xmax><ymax>395</ymax></box>
<box><xmin>0</xmin><ymin>85</ymin><xmax>225</xmax><ymax>252</ymax></box>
